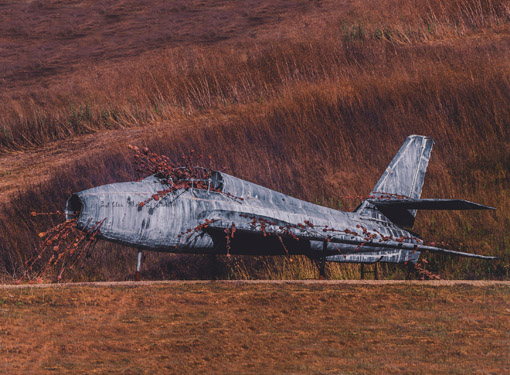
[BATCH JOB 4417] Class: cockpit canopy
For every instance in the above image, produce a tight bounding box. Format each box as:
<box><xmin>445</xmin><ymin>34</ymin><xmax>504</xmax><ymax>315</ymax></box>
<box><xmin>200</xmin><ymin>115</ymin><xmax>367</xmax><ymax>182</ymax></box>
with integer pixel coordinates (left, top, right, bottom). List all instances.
<box><xmin>153</xmin><ymin>167</ymin><xmax>224</xmax><ymax>192</ymax></box>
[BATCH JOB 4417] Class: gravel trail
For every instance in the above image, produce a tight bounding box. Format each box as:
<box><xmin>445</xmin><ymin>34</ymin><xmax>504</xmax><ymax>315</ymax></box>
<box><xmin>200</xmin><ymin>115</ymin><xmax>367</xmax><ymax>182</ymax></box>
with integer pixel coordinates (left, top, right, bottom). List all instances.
<box><xmin>1</xmin><ymin>279</ymin><xmax>509</xmax><ymax>289</ymax></box>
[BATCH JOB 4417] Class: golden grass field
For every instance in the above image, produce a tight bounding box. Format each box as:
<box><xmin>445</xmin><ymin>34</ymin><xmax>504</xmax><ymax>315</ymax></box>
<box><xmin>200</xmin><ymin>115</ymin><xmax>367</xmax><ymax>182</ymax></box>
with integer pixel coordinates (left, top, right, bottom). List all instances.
<box><xmin>1</xmin><ymin>2</ymin><xmax>508</xmax><ymax>373</ymax></box>
<box><xmin>1</xmin><ymin>281</ymin><xmax>509</xmax><ymax>374</ymax></box>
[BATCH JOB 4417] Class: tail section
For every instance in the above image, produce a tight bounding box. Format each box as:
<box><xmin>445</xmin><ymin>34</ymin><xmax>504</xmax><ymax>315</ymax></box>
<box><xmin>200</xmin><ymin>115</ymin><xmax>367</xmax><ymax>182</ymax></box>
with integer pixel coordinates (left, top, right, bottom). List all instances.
<box><xmin>356</xmin><ymin>135</ymin><xmax>434</xmax><ymax>227</ymax></box>
<box><xmin>356</xmin><ymin>135</ymin><xmax>495</xmax><ymax>228</ymax></box>
<box><xmin>370</xmin><ymin>135</ymin><xmax>434</xmax><ymax>199</ymax></box>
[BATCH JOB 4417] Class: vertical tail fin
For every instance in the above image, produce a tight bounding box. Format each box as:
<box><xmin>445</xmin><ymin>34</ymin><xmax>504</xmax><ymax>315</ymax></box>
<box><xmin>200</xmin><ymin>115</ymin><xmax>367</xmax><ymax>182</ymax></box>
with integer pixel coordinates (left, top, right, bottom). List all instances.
<box><xmin>356</xmin><ymin>135</ymin><xmax>434</xmax><ymax>227</ymax></box>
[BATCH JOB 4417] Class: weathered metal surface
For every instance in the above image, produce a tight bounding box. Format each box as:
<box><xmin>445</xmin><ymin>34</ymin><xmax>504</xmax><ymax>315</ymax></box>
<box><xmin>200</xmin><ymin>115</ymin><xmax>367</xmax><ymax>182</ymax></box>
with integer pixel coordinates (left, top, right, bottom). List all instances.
<box><xmin>66</xmin><ymin>135</ymin><xmax>497</xmax><ymax>264</ymax></box>
<box><xmin>356</xmin><ymin>135</ymin><xmax>434</xmax><ymax>227</ymax></box>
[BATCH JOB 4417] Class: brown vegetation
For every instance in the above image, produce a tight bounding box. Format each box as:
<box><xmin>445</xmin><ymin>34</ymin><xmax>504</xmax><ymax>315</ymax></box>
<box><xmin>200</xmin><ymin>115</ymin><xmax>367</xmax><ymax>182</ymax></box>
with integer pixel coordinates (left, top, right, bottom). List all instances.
<box><xmin>0</xmin><ymin>0</ymin><xmax>509</xmax><ymax>281</ymax></box>
<box><xmin>1</xmin><ymin>282</ymin><xmax>509</xmax><ymax>374</ymax></box>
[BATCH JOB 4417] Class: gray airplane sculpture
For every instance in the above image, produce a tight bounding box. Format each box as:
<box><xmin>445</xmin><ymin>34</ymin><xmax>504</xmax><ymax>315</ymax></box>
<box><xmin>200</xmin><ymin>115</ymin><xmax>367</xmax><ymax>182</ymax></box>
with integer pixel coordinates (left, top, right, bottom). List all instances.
<box><xmin>65</xmin><ymin>135</ymin><xmax>496</xmax><ymax>279</ymax></box>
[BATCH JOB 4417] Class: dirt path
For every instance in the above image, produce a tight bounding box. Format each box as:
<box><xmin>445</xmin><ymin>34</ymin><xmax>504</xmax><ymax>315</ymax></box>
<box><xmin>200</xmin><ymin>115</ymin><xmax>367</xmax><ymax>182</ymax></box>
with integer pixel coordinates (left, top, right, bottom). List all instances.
<box><xmin>2</xmin><ymin>279</ymin><xmax>509</xmax><ymax>289</ymax></box>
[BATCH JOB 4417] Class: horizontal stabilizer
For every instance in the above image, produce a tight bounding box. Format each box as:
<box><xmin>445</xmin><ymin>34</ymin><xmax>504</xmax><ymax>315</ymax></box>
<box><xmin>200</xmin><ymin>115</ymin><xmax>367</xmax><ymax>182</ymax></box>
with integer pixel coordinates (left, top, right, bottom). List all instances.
<box><xmin>364</xmin><ymin>198</ymin><xmax>495</xmax><ymax>227</ymax></box>
<box><xmin>368</xmin><ymin>199</ymin><xmax>495</xmax><ymax>211</ymax></box>
<box><xmin>355</xmin><ymin>135</ymin><xmax>434</xmax><ymax>228</ymax></box>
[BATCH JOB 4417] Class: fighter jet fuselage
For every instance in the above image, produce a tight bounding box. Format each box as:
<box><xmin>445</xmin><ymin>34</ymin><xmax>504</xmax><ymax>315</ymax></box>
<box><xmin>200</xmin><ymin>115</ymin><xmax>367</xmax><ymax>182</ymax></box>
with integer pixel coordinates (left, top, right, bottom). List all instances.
<box><xmin>65</xmin><ymin>135</ymin><xmax>496</xmax><ymax>265</ymax></box>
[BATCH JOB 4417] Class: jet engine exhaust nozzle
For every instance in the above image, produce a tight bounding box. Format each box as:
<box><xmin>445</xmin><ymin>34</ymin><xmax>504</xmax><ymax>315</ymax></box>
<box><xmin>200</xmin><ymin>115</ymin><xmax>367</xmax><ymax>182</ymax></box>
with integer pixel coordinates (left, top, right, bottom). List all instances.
<box><xmin>65</xmin><ymin>194</ymin><xmax>83</xmax><ymax>221</ymax></box>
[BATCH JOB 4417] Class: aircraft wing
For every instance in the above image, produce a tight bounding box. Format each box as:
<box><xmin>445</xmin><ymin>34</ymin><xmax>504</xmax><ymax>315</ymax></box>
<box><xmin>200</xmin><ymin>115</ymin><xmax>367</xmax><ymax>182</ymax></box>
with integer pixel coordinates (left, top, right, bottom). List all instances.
<box><xmin>368</xmin><ymin>198</ymin><xmax>495</xmax><ymax>210</ymax></box>
<box><xmin>202</xmin><ymin>212</ymin><xmax>497</xmax><ymax>260</ymax></box>
<box><xmin>201</xmin><ymin>211</ymin><xmax>313</xmax><ymax>255</ymax></box>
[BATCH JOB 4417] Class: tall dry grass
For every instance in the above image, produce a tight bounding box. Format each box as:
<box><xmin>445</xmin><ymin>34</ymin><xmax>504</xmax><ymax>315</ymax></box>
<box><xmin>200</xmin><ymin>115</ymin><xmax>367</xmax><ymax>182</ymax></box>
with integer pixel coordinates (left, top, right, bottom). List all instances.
<box><xmin>1</xmin><ymin>0</ymin><xmax>507</xmax><ymax>150</ymax></box>
<box><xmin>0</xmin><ymin>0</ymin><xmax>508</xmax><ymax>281</ymax></box>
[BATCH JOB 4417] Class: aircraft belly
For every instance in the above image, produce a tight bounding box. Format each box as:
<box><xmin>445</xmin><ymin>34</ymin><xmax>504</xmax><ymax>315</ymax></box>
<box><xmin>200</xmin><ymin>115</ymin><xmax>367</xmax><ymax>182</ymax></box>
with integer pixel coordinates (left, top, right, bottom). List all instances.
<box><xmin>326</xmin><ymin>250</ymin><xmax>420</xmax><ymax>264</ymax></box>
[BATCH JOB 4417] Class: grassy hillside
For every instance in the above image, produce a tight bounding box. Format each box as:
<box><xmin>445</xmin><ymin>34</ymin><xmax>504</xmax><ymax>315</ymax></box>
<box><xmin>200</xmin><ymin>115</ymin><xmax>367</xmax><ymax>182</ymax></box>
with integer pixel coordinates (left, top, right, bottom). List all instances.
<box><xmin>0</xmin><ymin>0</ymin><xmax>509</xmax><ymax>281</ymax></box>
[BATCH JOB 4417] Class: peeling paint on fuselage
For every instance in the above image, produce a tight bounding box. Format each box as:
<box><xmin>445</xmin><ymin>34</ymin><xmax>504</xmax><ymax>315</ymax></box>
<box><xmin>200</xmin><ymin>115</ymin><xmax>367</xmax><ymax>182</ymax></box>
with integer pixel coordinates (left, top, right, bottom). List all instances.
<box><xmin>68</xmin><ymin>173</ymin><xmax>420</xmax><ymax>263</ymax></box>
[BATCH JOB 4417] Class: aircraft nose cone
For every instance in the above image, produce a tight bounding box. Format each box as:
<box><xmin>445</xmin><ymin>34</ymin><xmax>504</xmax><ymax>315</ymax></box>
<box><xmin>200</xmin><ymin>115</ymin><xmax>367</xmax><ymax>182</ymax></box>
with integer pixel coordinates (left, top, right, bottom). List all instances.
<box><xmin>65</xmin><ymin>189</ymin><xmax>103</xmax><ymax>230</ymax></box>
<box><xmin>65</xmin><ymin>193</ymin><xmax>83</xmax><ymax>221</ymax></box>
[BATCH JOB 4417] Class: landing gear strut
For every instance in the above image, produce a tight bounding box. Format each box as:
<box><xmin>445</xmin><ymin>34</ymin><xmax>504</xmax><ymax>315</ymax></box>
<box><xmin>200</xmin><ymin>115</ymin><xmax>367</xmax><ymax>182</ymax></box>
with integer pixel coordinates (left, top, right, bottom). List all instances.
<box><xmin>405</xmin><ymin>262</ymin><xmax>416</xmax><ymax>280</ymax></box>
<box><xmin>360</xmin><ymin>263</ymin><xmax>379</xmax><ymax>280</ymax></box>
<box><xmin>319</xmin><ymin>256</ymin><xmax>327</xmax><ymax>280</ymax></box>
<box><xmin>319</xmin><ymin>241</ymin><xmax>327</xmax><ymax>280</ymax></box>
<box><xmin>135</xmin><ymin>250</ymin><xmax>143</xmax><ymax>281</ymax></box>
